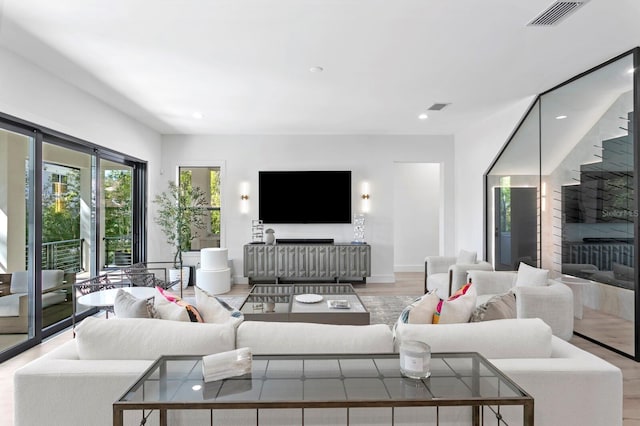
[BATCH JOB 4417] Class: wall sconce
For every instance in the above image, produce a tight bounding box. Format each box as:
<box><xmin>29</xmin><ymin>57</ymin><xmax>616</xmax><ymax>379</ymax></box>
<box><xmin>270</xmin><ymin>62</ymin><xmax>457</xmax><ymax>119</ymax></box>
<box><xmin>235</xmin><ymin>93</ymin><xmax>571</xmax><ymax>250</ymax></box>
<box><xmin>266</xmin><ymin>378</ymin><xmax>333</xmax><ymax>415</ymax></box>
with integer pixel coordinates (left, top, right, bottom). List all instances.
<box><xmin>240</xmin><ymin>182</ymin><xmax>250</xmax><ymax>214</ymax></box>
<box><xmin>361</xmin><ymin>182</ymin><xmax>371</xmax><ymax>213</ymax></box>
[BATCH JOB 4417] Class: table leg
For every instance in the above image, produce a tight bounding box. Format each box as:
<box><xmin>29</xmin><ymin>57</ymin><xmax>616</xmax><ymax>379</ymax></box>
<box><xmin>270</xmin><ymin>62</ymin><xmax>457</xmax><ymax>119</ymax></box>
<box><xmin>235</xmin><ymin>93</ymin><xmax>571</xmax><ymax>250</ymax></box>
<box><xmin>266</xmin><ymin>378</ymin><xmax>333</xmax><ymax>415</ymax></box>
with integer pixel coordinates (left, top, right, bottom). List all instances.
<box><xmin>112</xmin><ymin>406</ymin><xmax>123</xmax><ymax>426</ymax></box>
<box><xmin>524</xmin><ymin>400</ymin><xmax>534</xmax><ymax>426</ymax></box>
<box><xmin>160</xmin><ymin>408</ymin><xmax>167</xmax><ymax>426</ymax></box>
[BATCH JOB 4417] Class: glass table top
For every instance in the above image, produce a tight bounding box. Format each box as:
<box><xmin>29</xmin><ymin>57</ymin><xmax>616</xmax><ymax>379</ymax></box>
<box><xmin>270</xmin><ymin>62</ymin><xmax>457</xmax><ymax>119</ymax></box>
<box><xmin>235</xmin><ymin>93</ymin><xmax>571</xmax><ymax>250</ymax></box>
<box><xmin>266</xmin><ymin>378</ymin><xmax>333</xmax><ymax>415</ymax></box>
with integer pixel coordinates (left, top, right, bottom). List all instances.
<box><xmin>117</xmin><ymin>353</ymin><xmax>530</xmax><ymax>407</ymax></box>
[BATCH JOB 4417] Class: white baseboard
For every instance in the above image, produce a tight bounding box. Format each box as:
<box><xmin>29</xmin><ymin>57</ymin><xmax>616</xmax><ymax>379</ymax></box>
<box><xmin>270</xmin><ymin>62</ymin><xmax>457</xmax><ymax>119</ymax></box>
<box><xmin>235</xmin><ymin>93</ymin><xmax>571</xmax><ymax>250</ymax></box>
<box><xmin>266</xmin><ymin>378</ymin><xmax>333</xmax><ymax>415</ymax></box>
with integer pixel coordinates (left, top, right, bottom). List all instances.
<box><xmin>394</xmin><ymin>265</ymin><xmax>425</xmax><ymax>273</ymax></box>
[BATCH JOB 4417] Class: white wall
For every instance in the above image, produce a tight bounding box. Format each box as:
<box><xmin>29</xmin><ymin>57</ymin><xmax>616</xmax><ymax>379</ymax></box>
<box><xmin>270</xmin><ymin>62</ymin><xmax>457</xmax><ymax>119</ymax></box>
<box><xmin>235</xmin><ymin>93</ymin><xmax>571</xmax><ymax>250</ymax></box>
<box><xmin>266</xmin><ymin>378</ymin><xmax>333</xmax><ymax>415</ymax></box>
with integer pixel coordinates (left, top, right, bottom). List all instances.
<box><xmin>0</xmin><ymin>46</ymin><xmax>162</xmax><ymax>190</ymax></box>
<box><xmin>454</xmin><ymin>97</ymin><xmax>535</xmax><ymax>260</ymax></box>
<box><xmin>393</xmin><ymin>163</ymin><xmax>440</xmax><ymax>271</ymax></box>
<box><xmin>160</xmin><ymin>135</ymin><xmax>454</xmax><ymax>283</ymax></box>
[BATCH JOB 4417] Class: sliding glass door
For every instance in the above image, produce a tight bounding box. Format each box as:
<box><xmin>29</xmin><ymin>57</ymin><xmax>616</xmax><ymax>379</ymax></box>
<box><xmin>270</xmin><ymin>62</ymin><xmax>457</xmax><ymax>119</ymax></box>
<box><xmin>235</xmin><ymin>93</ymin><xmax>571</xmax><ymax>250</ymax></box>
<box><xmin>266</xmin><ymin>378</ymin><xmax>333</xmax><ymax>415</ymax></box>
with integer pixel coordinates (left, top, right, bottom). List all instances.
<box><xmin>0</xmin><ymin>126</ymin><xmax>36</xmax><ymax>354</ymax></box>
<box><xmin>0</xmin><ymin>117</ymin><xmax>147</xmax><ymax>362</ymax></box>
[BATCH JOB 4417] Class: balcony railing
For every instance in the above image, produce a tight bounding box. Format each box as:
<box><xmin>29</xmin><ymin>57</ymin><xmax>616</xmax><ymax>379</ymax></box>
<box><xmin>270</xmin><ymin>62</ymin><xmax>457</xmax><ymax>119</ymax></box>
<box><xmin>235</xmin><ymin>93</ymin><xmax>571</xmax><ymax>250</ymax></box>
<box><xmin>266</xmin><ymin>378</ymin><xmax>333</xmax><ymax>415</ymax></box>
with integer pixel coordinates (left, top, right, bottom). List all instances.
<box><xmin>41</xmin><ymin>238</ymin><xmax>84</xmax><ymax>272</ymax></box>
<box><xmin>104</xmin><ymin>235</ymin><xmax>132</xmax><ymax>267</ymax></box>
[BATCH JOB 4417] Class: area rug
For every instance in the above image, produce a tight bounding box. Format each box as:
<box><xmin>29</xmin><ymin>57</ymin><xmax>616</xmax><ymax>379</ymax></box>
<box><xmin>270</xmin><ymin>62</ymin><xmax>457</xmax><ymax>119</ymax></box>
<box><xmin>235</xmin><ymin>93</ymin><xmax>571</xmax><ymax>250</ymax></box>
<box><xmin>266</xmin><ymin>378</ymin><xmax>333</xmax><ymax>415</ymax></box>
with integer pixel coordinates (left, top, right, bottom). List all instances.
<box><xmin>217</xmin><ymin>295</ymin><xmax>417</xmax><ymax>328</ymax></box>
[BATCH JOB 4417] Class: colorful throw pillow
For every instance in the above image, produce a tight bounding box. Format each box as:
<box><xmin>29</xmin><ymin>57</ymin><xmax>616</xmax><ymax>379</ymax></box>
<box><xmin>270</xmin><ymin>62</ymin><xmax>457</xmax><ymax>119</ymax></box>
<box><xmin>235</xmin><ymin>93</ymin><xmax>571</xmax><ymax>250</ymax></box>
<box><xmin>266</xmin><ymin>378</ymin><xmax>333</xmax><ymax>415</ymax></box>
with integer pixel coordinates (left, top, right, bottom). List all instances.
<box><xmin>432</xmin><ymin>283</ymin><xmax>477</xmax><ymax>324</ymax></box>
<box><xmin>397</xmin><ymin>292</ymin><xmax>440</xmax><ymax>325</ymax></box>
<box><xmin>154</xmin><ymin>287</ymin><xmax>204</xmax><ymax>323</ymax></box>
<box><xmin>113</xmin><ymin>289</ymin><xmax>154</xmax><ymax>319</ymax></box>
<box><xmin>515</xmin><ymin>262</ymin><xmax>549</xmax><ymax>287</ymax></box>
<box><xmin>469</xmin><ymin>292</ymin><xmax>516</xmax><ymax>322</ymax></box>
<box><xmin>194</xmin><ymin>285</ymin><xmax>244</xmax><ymax>326</ymax></box>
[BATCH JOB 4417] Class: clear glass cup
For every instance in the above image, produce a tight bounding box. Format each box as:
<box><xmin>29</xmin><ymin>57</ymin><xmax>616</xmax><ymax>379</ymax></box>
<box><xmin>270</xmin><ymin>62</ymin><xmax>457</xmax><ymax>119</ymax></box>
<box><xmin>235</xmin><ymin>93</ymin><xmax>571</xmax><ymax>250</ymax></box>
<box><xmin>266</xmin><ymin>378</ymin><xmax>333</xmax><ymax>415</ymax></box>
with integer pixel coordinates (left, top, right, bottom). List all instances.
<box><xmin>399</xmin><ymin>340</ymin><xmax>431</xmax><ymax>379</ymax></box>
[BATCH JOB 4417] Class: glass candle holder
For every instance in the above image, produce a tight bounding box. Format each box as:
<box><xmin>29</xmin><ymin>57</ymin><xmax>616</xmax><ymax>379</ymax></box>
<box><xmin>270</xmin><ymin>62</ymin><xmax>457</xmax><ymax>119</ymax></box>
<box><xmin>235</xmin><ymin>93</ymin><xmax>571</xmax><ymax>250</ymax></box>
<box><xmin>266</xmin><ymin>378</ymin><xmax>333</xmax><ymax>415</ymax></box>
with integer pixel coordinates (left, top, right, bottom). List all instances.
<box><xmin>399</xmin><ymin>340</ymin><xmax>431</xmax><ymax>379</ymax></box>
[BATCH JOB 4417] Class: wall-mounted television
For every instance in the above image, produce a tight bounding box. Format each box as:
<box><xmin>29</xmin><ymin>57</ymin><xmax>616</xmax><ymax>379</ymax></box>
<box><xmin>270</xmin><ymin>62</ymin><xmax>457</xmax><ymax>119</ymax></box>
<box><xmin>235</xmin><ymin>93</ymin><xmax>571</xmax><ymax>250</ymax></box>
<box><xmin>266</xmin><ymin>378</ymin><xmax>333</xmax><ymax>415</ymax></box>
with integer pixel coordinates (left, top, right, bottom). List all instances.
<box><xmin>259</xmin><ymin>171</ymin><xmax>352</xmax><ymax>224</ymax></box>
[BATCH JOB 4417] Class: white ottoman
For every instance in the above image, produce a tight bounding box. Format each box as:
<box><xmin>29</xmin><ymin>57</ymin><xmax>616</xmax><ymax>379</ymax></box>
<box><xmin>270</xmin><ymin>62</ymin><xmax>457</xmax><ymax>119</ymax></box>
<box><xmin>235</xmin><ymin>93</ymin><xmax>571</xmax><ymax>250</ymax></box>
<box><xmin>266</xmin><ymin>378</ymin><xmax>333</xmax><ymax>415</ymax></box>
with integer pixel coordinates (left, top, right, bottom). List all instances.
<box><xmin>196</xmin><ymin>248</ymin><xmax>231</xmax><ymax>294</ymax></box>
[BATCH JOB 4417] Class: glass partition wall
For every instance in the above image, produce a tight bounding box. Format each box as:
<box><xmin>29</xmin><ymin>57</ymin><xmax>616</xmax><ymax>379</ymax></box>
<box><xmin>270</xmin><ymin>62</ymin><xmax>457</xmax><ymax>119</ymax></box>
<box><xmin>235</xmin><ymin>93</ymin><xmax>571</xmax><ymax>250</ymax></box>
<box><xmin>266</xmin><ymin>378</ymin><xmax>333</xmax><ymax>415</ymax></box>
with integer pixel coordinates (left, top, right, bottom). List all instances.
<box><xmin>485</xmin><ymin>49</ymin><xmax>639</xmax><ymax>360</ymax></box>
<box><xmin>0</xmin><ymin>116</ymin><xmax>146</xmax><ymax>362</ymax></box>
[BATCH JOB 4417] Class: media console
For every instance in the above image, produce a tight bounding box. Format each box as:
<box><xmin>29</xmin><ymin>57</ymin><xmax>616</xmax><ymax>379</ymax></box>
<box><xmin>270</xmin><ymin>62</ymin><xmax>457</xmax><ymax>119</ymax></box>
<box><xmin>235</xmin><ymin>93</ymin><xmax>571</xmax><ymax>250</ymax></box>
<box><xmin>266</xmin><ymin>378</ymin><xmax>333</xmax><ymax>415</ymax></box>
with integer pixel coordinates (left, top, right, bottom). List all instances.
<box><xmin>243</xmin><ymin>243</ymin><xmax>371</xmax><ymax>284</ymax></box>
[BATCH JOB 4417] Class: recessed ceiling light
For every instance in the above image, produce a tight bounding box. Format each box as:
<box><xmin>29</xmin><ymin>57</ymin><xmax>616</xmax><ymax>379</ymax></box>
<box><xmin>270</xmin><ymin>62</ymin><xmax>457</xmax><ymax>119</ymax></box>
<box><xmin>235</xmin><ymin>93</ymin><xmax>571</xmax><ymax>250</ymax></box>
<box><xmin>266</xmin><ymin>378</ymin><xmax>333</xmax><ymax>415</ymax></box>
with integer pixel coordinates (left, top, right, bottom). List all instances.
<box><xmin>192</xmin><ymin>112</ymin><xmax>204</xmax><ymax>119</ymax></box>
<box><xmin>627</xmin><ymin>67</ymin><xmax>635</xmax><ymax>74</ymax></box>
<box><xmin>418</xmin><ymin>113</ymin><xmax>429</xmax><ymax>120</ymax></box>
<box><xmin>309</xmin><ymin>66</ymin><xmax>324</xmax><ymax>73</ymax></box>
<box><xmin>555</xmin><ymin>115</ymin><xmax>568</xmax><ymax>120</ymax></box>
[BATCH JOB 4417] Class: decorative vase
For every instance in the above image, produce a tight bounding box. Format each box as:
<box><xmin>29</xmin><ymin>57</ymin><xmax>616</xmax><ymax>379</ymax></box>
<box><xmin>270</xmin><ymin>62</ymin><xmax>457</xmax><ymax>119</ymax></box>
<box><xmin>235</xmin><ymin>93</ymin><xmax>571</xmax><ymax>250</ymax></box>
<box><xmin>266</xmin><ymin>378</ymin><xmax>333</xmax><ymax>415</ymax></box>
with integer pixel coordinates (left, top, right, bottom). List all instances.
<box><xmin>265</xmin><ymin>228</ymin><xmax>275</xmax><ymax>245</ymax></box>
<box><xmin>169</xmin><ymin>266</ymin><xmax>190</xmax><ymax>290</ymax></box>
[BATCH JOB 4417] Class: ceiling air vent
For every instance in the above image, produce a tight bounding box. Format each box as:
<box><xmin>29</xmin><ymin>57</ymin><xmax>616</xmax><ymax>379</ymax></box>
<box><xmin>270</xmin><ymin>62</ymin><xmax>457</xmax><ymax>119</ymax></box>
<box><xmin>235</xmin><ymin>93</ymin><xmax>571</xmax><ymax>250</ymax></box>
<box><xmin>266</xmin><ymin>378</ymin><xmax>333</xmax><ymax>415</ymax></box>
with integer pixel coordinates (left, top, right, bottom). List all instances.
<box><xmin>527</xmin><ymin>1</ymin><xmax>589</xmax><ymax>26</ymax></box>
<box><xmin>427</xmin><ymin>103</ymin><xmax>450</xmax><ymax>111</ymax></box>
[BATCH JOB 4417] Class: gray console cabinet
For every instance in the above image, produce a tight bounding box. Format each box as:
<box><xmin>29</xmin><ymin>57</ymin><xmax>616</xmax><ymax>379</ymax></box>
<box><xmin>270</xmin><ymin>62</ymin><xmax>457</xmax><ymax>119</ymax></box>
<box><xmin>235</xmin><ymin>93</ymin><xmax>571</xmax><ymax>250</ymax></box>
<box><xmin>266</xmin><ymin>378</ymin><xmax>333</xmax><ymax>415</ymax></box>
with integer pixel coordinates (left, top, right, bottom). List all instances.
<box><xmin>244</xmin><ymin>243</ymin><xmax>370</xmax><ymax>283</ymax></box>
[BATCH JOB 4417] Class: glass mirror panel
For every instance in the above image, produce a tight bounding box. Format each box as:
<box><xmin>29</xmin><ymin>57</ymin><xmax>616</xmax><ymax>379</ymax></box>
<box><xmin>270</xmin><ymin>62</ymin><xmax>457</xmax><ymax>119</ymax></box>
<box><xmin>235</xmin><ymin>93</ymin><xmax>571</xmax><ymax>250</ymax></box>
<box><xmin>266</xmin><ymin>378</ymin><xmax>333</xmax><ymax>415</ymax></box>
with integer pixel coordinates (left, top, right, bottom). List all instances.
<box><xmin>41</xmin><ymin>143</ymin><xmax>95</xmax><ymax>327</ymax></box>
<box><xmin>100</xmin><ymin>159</ymin><xmax>133</xmax><ymax>268</ymax></box>
<box><xmin>541</xmin><ymin>53</ymin><xmax>635</xmax><ymax>356</ymax></box>
<box><xmin>486</xmin><ymin>100</ymin><xmax>541</xmax><ymax>271</ymax></box>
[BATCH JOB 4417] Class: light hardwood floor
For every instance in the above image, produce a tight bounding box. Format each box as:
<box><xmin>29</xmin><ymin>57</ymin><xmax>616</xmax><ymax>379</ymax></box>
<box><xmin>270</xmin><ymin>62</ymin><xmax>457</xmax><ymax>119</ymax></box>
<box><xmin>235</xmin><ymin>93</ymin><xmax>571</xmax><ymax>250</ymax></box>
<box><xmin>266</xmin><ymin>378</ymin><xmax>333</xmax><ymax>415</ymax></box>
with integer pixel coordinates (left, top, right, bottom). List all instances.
<box><xmin>0</xmin><ymin>272</ymin><xmax>639</xmax><ymax>426</ymax></box>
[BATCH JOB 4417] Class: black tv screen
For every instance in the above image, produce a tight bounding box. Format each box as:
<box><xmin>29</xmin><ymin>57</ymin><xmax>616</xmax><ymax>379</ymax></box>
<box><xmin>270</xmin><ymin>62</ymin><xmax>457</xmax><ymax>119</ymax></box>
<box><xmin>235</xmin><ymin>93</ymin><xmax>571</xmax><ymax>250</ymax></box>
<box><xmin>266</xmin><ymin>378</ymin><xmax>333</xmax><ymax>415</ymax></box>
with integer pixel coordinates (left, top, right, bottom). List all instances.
<box><xmin>259</xmin><ymin>171</ymin><xmax>352</xmax><ymax>224</ymax></box>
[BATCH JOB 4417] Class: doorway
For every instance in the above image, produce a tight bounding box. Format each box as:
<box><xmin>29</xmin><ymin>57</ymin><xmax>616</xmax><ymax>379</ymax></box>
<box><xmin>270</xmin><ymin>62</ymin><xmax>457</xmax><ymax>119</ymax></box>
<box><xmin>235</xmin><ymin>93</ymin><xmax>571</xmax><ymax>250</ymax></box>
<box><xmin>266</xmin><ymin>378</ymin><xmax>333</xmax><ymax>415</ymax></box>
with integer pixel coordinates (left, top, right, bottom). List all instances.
<box><xmin>393</xmin><ymin>163</ymin><xmax>441</xmax><ymax>271</ymax></box>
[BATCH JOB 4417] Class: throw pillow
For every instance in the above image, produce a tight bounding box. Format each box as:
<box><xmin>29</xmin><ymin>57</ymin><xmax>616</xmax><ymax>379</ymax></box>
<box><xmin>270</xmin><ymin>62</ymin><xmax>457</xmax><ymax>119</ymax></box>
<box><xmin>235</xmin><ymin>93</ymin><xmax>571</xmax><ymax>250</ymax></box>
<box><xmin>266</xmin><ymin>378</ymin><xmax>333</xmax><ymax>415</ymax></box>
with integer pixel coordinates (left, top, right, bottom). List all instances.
<box><xmin>396</xmin><ymin>292</ymin><xmax>440</xmax><ymax>325</ymax></box>
<box><xmin>154</xmin><ymin>287</ymin><xmax>204</xmax><ymax>322</ymax></box>
<box><xmin>457</xmin><ymin>250</ymin><xmax>477</xmax><ymax>265</ymax></box>
<box><xmin>113</xmin><ymin>289</ymin><xmax>154</xmax><ymax>319</ymax></box>
<box><xmin>432</xmin><ymin>283</ymin><xmax>477</xmax><ymax>324</ymax></box>
<box><xmin>194</xmin><ymin>285</ymin><xmax>244</xmax><ymax>326</ymax></box>
<box><xmin>469</xmin><ymin>292</ymin><xmax>517</xmax><ymax>322</ymax></box>
<box><xmin>515</xmin><ymin>262</ymin><xmax>549</xmax><ymax>287</ymax></box>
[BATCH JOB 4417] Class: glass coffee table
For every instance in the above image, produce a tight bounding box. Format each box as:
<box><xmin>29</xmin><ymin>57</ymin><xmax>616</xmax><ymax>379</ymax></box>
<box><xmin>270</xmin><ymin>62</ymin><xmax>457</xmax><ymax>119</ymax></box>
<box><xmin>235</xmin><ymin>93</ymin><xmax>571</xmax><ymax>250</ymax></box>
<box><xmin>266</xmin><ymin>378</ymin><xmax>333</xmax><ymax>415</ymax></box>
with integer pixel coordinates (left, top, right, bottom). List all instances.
<box><xmin>113</xmin><ymin>352</ymin><xmax>533</xmax><ymax>426</ymax></box>
<box><xmin>239</xmin><ymin>283</ymin><xmax>370</xmax><ymax>325</ymax></box>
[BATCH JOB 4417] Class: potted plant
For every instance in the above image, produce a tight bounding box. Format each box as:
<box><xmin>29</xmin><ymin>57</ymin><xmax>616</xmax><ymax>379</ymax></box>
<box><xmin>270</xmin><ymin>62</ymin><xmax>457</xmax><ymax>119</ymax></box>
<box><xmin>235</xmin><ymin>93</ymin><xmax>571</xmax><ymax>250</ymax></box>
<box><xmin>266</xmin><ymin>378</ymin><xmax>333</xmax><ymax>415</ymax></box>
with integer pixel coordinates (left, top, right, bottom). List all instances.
<box><xmin>153</xmin><ymin>180</ymin><xmax>208</xmax><ymax>289</ymax></box>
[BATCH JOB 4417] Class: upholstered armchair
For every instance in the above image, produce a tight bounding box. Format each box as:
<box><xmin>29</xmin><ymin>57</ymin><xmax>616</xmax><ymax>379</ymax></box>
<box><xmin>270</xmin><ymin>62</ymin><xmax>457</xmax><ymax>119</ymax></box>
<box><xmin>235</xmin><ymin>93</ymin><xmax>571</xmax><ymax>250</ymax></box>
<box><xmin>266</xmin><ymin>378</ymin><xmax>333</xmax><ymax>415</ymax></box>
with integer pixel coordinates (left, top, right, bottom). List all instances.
<box><xmin>467</xmin><ymin>269</ymin><xmax>574</xmax><ymax>341</ymax></box>
<box><xmin>424</xmin><ymin>251</ymin><xmax>493</xmax><ymax>297</ymax></box>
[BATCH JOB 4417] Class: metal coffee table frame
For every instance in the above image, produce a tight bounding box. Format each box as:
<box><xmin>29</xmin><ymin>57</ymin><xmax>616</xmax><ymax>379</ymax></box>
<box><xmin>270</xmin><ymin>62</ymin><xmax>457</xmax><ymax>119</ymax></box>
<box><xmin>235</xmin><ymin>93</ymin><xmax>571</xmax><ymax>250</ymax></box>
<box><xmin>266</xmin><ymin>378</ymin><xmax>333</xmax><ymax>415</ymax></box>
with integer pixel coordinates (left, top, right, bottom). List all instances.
<box><xmin>239</xmin><ymin>283</ymin><xmax>370</xmax><ymax>325</ymax></box>
<box><xmin>113</xmin><ymin>352</ymin><xmax>533</xmax><ymax>426</ymax></box>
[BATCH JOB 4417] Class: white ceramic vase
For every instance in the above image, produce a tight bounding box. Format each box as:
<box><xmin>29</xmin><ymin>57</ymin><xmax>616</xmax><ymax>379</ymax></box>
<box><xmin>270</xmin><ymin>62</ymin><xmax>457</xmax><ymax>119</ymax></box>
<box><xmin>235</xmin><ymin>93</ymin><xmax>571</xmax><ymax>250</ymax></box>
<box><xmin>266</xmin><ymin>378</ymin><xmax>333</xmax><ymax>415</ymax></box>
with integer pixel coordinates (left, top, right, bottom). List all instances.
<box><xmin>169</xmin><ymin>266</ymin><xmax>190</xmax><ymax>290</ymax></box>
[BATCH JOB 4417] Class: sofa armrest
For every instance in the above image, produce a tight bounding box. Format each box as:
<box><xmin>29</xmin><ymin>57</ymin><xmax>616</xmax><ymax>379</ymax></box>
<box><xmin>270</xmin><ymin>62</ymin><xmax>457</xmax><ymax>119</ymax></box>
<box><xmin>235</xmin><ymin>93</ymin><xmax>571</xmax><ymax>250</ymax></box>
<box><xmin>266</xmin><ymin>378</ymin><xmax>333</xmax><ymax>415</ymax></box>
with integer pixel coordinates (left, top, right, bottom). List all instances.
<box><xmin>491</xmin><ymin>357</ymin><xmax>622</xmax><ymax>426</ymax></box>
<box><xmin>424</xmin><ymin>256</ymin><xmax>457</xmax><ymax>276</ymax></box>
<box><xmin>15</xmin><ymin>359</ymin><xmax>152</xmax><ymax>426</ymax></box>
<box><xmin>515</xmin><ymin>282</ymin><xmax>574</xmax><ymax>341</ymax></box>
<box><xmin>467</xmin><ymin>270</ymin><xmax>516</xmax><ymax>295</ymax></box>
<box><xmin>449</xmin><ymin>261</ymin><xmax>493</xmax><ymax>293</ymax></box>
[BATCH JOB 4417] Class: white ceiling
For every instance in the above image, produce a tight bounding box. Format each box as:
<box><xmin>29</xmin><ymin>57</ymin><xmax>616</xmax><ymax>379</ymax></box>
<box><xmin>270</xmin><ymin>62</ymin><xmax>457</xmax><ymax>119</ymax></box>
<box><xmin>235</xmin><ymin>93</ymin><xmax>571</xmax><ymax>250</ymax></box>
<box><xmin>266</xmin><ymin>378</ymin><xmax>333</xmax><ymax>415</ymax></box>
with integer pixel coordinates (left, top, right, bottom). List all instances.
<box><xmin>0</xmin><ymin>0</ymin><xmax>639</xmax><ymax>135</ymax></box>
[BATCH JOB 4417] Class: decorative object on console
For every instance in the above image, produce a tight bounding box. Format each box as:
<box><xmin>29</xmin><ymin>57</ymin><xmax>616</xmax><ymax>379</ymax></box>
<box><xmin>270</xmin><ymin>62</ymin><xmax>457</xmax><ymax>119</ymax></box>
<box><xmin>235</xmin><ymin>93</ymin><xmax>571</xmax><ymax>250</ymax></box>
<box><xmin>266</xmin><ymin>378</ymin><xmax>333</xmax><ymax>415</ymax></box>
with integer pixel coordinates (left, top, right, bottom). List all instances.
<box><xmin>196</xmin><ymin>248</ymin><xmax>231</xmax><ymax>294</ymax></box>
<box><xmin>265</xmin><ymin>228</ymin><xmax>275</xmax><ymax>245</ymax></box>
<box><xmin>202</xmin><ymin>347</ymin><xmax>253</xmax><ymax>383</ymax></box>
<box><xmin>251</xmin><ymin>219</ymin><xmax>264</xmax><ymax>243</ymax></box>
<box><xmin>352</xmin><ymin>213</ymin><xmax>366</xmax><ymax>243</ymax></box>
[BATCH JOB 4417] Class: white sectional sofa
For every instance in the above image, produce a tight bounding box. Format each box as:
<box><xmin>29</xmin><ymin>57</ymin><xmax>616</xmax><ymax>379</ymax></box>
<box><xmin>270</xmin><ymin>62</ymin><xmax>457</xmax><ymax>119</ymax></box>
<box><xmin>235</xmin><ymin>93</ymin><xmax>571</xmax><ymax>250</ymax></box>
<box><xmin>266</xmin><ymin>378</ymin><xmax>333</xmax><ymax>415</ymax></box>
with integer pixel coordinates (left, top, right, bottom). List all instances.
<box><xmin>468</xmin><ymin>269</ymin><xmax>575</xmax><ymax>341</ymax></box>
<box><xmin>14</xmin><ymin>316</ymin><xmax>622</xmax><ymax>426</ymax></box>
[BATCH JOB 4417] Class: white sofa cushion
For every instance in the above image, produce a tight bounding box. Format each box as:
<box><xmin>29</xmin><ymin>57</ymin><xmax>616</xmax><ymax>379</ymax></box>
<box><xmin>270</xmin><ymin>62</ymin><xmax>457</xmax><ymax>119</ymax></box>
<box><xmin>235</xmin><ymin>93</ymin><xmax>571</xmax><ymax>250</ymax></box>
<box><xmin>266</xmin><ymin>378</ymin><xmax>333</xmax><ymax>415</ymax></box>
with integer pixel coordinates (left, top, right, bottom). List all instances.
<box><xmin>75</xmin><ymin>316</ymin><xmax>235</xmax><ymax>360</ymax></box>
<box><xmin>515</xmin><ymin>262</ymin><xmax>549</xmax><ymax>287</ymax></box>
<box><xmin>394</xmin><ymin>318</ymin><xmax>553</xmax><ymax>359</ymax></box>
<box><xmin>433</xmin><ymin>284</ymin><xmax>476</xmax><ymax>324</ymax></box>
<box><xmin>237</xmin><ymin>321</ymin><xmax>393</xmax><ymax>354</ymax></box>
<box><xmin>195</xmin><ymin>285</ymin><xmax>244</xmax><ymax>326</ymax></box>
<box><xmin>456</xmin><ymin>249</ymin><xmax>477</xmax><ymax>264</ymax></box>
